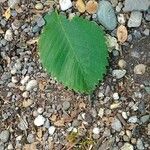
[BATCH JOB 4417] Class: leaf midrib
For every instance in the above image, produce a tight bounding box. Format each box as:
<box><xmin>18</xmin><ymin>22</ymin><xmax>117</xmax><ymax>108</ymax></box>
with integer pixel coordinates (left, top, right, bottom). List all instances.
<box><xmin>56</xmin><ymin>13</ymin><xmax>89</xmax><ymax>90</ymax></box>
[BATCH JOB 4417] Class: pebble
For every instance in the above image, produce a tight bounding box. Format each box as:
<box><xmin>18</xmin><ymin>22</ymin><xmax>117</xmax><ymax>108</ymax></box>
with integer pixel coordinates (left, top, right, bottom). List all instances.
<box><xmin>98</xmin><ymin>108</ymin><xmax>104</xmax><ymax>118</ymax></box>
<box><xmin>123</xmin><ymin>0</ymin><xmax>150</xmax><ymax>12</ymax></box>
<box><xmin>0</xmin><ymin>145</ymin><xmax>4</xmax><ymax>150</ymax></box>
<box><xmin>8</xmin><ymin>0</ymin><xmax>20</xmax><ymax>8</ymax></box>
<box><xmin>97</xmin><ymin>0</ymin><xmax>117</xmax><ymax>30</ymax></box>
<box><xmin>0</xmin><ymin>130</ymin><xmax>10</xmax><ymax>143</ymax></box>
<box><xmin>37</xmin><ymin>17</ymin><xmax>45</xmax><ymax>27</ymax></box>
<box><xmin>110</xmin><ymin>102</ymin><xmax>121</xmax><ymax>109</ymax></box>
<box><xmin>143</xmin><ymin>29</ymin><xmax>149</xmax><ymax>36</ymax></box>
<box><xmin>92</xmin><ymin>133</ymin><xmax>100</xmax><ymax>139</ymax></box>
<box><xmin>4</xmin><ymin>29</ymin><xmax>13</xmax><ymax>41</ymax></box>
<box><xmin>120</xmin><ymin>143</ymin><xmax>134</xmax><ymax>150</ymax></box>
<box><xmin>111</xmin><ymin>118</ymin><xmax>122</xmax><ymax>131</ymax></box>
<box><xmin>85</xmin><ymin>0</ymin><xmax>98</xmax><ymax>14</ymax></box>
<box><xmin>11</xmin><ymin>19</ymin><xmax>20</xmax><ymax>30</ymax></box>
<box><xmin>59</xmin><ymin>0</ymin><xmax>72</xmax><ymax>11</ymax></box>
<box><xmin>110</xmin><ymin>0</ymin><xmax>118</xmax><ymax>7</ymax></box>
<box><xmin>117</xmin><ymin>14</ymin><xmax>126</xmax><ymax>24</ymax></box>
<box><xmin>126</xmin><ymin>130</ymin><xmax>132</xmax><ymax>139</ymax></box>
<box><xmin>26</xmin><ymin>80</ymin><xmax>38</xmax><ymax>91</ymax></box>
<box><xmin>134</xmin><ymin>64</ymin><xmax>146</xmax><ymax>75</ymax></box>
<box><xmin>22</xmin><ymin>99</ymin><xmax>33</xmax><ymax>107</ymax></box>
<box><xmin>140</xmin><ymin>115</ymin><xmax>149</xmax><ymax>123</ymax></box>
<box><xmin>48</xmin><ymin>126</ymin><xmax>56</xmax><ymax>135</ymax></box>
<box><xmin>118</xmin><ymin>59</ymin><xmax>126</xmax><ymax>68</ymax></box>
<box><xmin>11</xmin><ymin>76</ymin><xmax>18</xmax><ymax>83</ymax></box>
<box><xmin>92</xmin><ymin>127</ymin><xmax>100</xmax><ymax>134</ymax></box>
<box><xmin>128</xmin><ymin>116</ymin><xmax>138</xmax><ymax>123</ymax></box>
<box><xmin>22</xmin><ymin>91</ymin><xmax>29</xmax><ymax>98</ymax></box>
<box><xmin>37</xmin><ymin>107</ymin><xmax>44</xmax><ymax>114</ymax></box>
<box><xmin>113</xmin><ymin>93</ymin><xmax>120</xmax><ymax>100</ymax></box>
<box><xmin>128</xmin><ymin>11</ymin><xmax>142</xmax><ymax>28</ymax></box>
<box><xmin>122</xmin><ymin>112</ymin><xmax>128</xmax><ymax>119</ymax></box>
<box><xmin>21</xmin><ymin>76</ymin><xmax>30</xmax><ymax>85</ymax></box>
<box><xmin>136</xmin><ymin>138</ymin><xmax>144</xmax><ymax>150</ymax></box>
<box><xmin>35</xmin><ymin>3</ymin><xmax>43</xmax><ymax>10</ymax></box>
<box><xmin>27</xmin><ymin>134</ymin><xmax>35</xmax><ymax>143</ymax></box>
<box><xmin>112</xmin><ymin>69</ymin><xmax>126</xmax><ymax>79</ymax></box>
<box><xmin>62</xmin><ymin>101</ymin><xmax>70</xmax><ymax>110</ymax></box>
<box><xmin>34</xmin><ymin>115</ymin><xmax>46</xmax><ymax>126</ymax></box>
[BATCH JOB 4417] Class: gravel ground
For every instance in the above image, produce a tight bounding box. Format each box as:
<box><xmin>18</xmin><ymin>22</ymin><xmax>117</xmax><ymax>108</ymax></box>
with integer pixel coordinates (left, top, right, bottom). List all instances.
<box><xmin>0</xmin><ymin>0</ymin><xmax>150</xmax><ymax>150</ymax></box>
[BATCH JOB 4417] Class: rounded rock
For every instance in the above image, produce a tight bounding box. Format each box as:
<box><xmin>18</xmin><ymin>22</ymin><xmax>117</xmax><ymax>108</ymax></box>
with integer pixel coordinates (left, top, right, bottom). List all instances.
<box><xmin>97</xmin><ymin>1</ymin><xmax>117</xmax><ymax>30</ymax></box>
<box><xmin>134</xmin><ymin>64</ymin><xmax>146</xmax><ymax>75</ymax></box>
<box><xmin>34</xmin><ymin>115</ymin><xmax>46</xmax><ymax>126</ymax></box>
<box><xmin>26</xmin><ymin>80</ymin><xmax>38</xmax><ymax>91</ymax></box>
<box><xmin>62</xmin><ymin>101</ymin><xmax>71</xmax><ymax>110</ymax></box>
<box><xmin>48</xmin><ymin>126</ymin><xmax>56</xmax><ymax>135</ymax></box>
<box><xmin>35</xmin><ymin>3</ymin><xmax>43</xmax><ymax>10</ymax></box>
<box><xmin>118</xmin><ymin>59</ymin><xmax>126</xmax><ymax>68</ymax></box>
<box><xmin>0</xmin><ymin>130</ymin><xmax>10</xmax><ymax>143</ymax></box>
<box><xmin>92</xmin><ymin>127</ymin><xmax>100</xmax><ymax>134</ymax></box>
<box><xmin>4</xmin><ymin>29</ymin><xmax>13</xmax><ymax>41</ymax></box>
<box><xmin>113</xmin><ymin>92</ymin><xmax>120</xmax><ymax>100</ymax></box>
<box><xmin>120</xmin><ymin>143</ymin><xmax>134</xmax><ymax>150</ymax></box>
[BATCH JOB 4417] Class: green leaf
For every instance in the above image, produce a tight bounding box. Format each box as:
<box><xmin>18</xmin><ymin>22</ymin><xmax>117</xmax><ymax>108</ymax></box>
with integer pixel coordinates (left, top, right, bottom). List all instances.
<box><xmin>38</xmin><ymin>12</ymin><xmax>108</xmax><ymax>93</ymax></box>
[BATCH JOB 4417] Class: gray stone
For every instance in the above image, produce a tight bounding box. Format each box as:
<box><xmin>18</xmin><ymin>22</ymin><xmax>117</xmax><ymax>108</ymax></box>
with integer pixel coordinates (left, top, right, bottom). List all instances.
<box><xmin>37</xmin><ymin>17</ymin><xmax>45</xmax><ymax>27</ymax></box>
<box><xmin>4</xmin><ymin>29</ymin><xmax>13</xmax><ymax>41</ymax></box>
<box><xmin>27</xmin><ymin>134</ymin><xmax>35</xmax><ymax>143</ymax></box>
<box><xmin>111</xmin><ymin>118</ymin><xmax>122</xmax><ymax>131</ymax></box>
<box><xmin>97</xmin><ymin>1</ymin><xmax>117</xmax><ymax>30</ymax></box>
<box><xmin>8</xmin><ymin>0</ymin><xmax>20</xmax><ymax>8</ymax></box>
<box><xmin>128</xmin><ymin>116</ymin><xmax>138</xmax><ymax>123</ymax></box>
<box><xmin>0</xmin><ymin>19</ymin><xmax>6</xmax><ymax>27</ymax></box>
<box><xmin>0</xmin><ymin>144</ymin><xmax>4</xmax><ymax>150</ymax></box>
<box><xmin>136</xmin><ymin>138</ymin><xmax>144</xmax><ymax>150</ymax></box>
<box><xmin>121</xmin><ymin>143</ymin><xmax>134</xmax><ymax>150</ymax></box>
<box><xmin>140</xmin><ymin>115</ymin><xmax>149</xmax><ymax>123</ymax></box>
<box><xmin>143</xmin><ymin>29</ymin><xmax>149</xmax><ymax>36</ymax></box>
<box><xmin>62</xmin><ymin>101</ymin><xmax>70</xmax><ymax>110</ymax></box>
<box><xmin>112</xmin><ymin>69</ymin><xmax>126</xmax><ymax>79</ymax></box>
<box><xmin>123</xmin><ymin>0</ymin><xmax>150</xmax><ymax>12</ymax></box>
<box><xmin>32</xmin><ymin>25</ymin><xmax>40</xmax><ymax>33</ymax></box>
<box><xmin>26</xmin><ymin>80</ymin><xmax>38</xmax><ymax>91</ymax></box>
<box><xmin>110</xmin><ymin>0</ymin><xmax>118</xmax><ymax>7</ymax></box>
<box><xmin>0</xmin><ymin>130</ymin><xmax>10</xmax><ymax>143</ymax></box>
<box><xmin>128</xmin><ymin>11</ymin><xmax>142</xmax><ymax>28</ymax></box>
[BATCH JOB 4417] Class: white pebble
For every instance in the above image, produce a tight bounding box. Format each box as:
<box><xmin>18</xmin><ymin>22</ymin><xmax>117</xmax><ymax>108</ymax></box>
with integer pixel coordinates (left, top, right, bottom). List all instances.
<box><xmin>34</xmin><ymin>115</ymin><xmax>45</xmax><ymax>126</ymax></box>
<box><xmin>59</xmin><ymin>0</ymin><xmax>72</xmax><ymax>11</ymax></box>
<box><xmin>12</xmin><ymin>76</ymin><xmax>18</xmax><ymax>83</ymax></box>
<box><xmin>35</xmin><ymin>3</ymin><xmax>43</xmax><ymax>10</ymax></box>
<box><xmin>128</xmin><ymin>116</ymin><xmax>138</xmax><ymax>123</ymax></box>
<box><xmin>93</xmin><ymin>127</ymin><xmax>100</xmax><ymax>134</ymax></box>
<box><xmin>11</xmin><ymin>68</ymin><xmax>17</xmax><ymax>74</ymax></box>
<box><xmin>117</xmin><ymin>14</ymin><xmax>126</xmax><ymax>24</ymax></box>
<box><xmin>21</xmin><ymin>76</ymin><xmax>30</xmax><ymax>85</ymax></box>
<box><xmin>26</xmin><ymin>80</ymin><xmax>38</xmax><ymax>91</ymax></box>
<box><xmin>118</xmin><ymin>59</ymin><xmax>126</xmax><ymax>68</ymax></box>
<box><xmin>4</xmin><ymin>29</ymin><xmax>13</xmax><ymax>41</ymax></box>
<box><xmin>122</xmin><ymin>112</ymin><xmax>128</xmax><ymax>119</ymax></box>
<box><xmin>22</xmin><ymin>91</ymin><xmax>29</xmax><ymax>98</ymax></box>
<box><xmin>134</xmin><ymin>64</ymin><xmax>146</xmax><ymax>75</ymax></box>
<box><xmin>98</xmin><ymin>108</ymin><xmax>104</xmax><ymax>118</ymax></box>
<box><xmin>37</xmin><ymin>107</ymin><xmax>44</xmax><ymax>114</ymax></box>
<box><xmin>48</xmin><ymin>126</ymin><xmax>56</xmax><ymax>135</ymax></box>
<box><xmin>113</xmin><ymin>93</ymin><xmax>119</xmax><ymax>100</ymax></box>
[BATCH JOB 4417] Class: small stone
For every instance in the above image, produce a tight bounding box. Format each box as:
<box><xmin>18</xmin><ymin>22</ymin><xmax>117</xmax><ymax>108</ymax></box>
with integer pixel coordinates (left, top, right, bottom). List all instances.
<box><xmin>117</xmin><ymin>25</ymin><xmax>128</xmax><ymax>43</ymax></box>
<box><xmin>76</xmin><ymin>0</ymin><xmax>86</xmax><ymax>13</ymax></box>
<box><xmin>126</xmin><ymin>130</ymin><xmax>132</xmax><ymax>139</ymax></box>
<box><xmin>86</xmin><ymin>0</ymin><xmax>98</xmax><ymax>14</ymax></box>
<box><xmin>134</xmin><ymin>64</ymin><xmax>146</xmax><ymax>75</ymax></box>
<box><xmin>123</xmin><ymin>0</ymin><xmax>150</xmax><ymax>12</ymax></box>
<box><xmin>35</xmin><ymin>3</ymin><xmax>43</xmax><ymax>10</ymax></box>
<box><xmin>26</xmin><ymin>80</ymin><xmax>38</xmax><ymax>91</ymax></box>
<box><xmin>92</xmin><ymin>133</ymin><xmax>100</xmax><ymax>139</ymax></box>
<box><xmin>118</xmin><ymin>59</ymin><xmax>126</xmax><ymax>68</ymax></box>
<box><xmin>92</xmin><ymin>127</ymin><xmax>100</xmax><ymax>134</ymax></box>
<box><xmin>113</xmin><ymin>93</ymin><xmax>119</xmax><ymax>100</ymax></box>
<box><xmin>22</xmin><ymin>99</ymin><xmax>33</xmax><ymax>107</ymax></box>
<box><xmin>59</xmin><ymin>0</ymin><xmax>72</xmax><ymax>11</ymax></box>
<box><xmin>22</xmin><ymin>91</ymin><xmax>29</xmax><ymax>98</ymax></box>
<box><xmin>7</xmin><ymin>143</ymin><xmax>13</xmax><ymax>149</ymax></box>
<box><xmin>140</xmin><ymin>115</ymin><xmax>149</xmax><ymax>123</ymax></box>
<box><xmin>112</xmin><ymin>69</ymin><xmax>126</xmax><ymax>79</ymax></box>
<box><xmin>110</xmin><ymin>102</ymin><xmax>121</xmax><ymax>109</ymax></box>
<box><xmin>0</xmin><ymin>130</ymin><xmax>10</xmax><ymax>143</ymax></box>
<box><xmin>48</xmin><ymin>126</ymin><xmax>56</xmax><ymax>135</ymax></box>
<box><xmin>97</xmin><ymin>1</ymin><xmax>117</xmax><ymax>30</ymax></box>
<box><xmin>123</xmin><ymin>135</ymin><xmax>129</xmax><ymax>142</ymax></box>
<box><xmin>111</xmin><ymin>118</ymin><xmax>122</xmax><ymax>131</ymax></box>
<box><xmin>11</xmin><ymin>19</ymin><xmax>20</xmax><ymax>30</ymax></box>
<box><xmin>34</xmin><ymin>115</ymin><xmax>46</xmax><ymax>127</ymax></box>
<box><xmin>136</xmin><ymin>138</ymin><xmax>144</xmax><ymax>150</ymax></box>
<box><xmin>21</xmin><ymin>76</ymin><xmax>30</xmax><ymax>85</ymax></box>
<box><xmin>110</xmin><ymin>0</ymin><xmax>118</xmax><ymax>7</ymax></box>
<box><xmin>37</xmin><ymin>107</ymin><xmax>44</xmax><ymax>114</ymax></box>
<box><xmin>0</xmin><ymin>144</ymin><xmax>4</xmax><ymax>150</ymax></box>
<box><xmin>32</xmin><ymin>25</ymin><xmax>40</xmax><ymax>33</ymax></box>
<box><xmin>62</xmin><ymin>101</ymin><xmax>70</xmax><ymax>110</ymax></box>
<box><xmin>11</xmin><ymin>76</ymin><xmax>18</xmax><ymax>83</ymax></box>
<box><xmin>120</xmin><ymin>143</ymin><xmax>134</xmax><ymax>150</ymax></box>
<box><xmin>8</xmin><ymin>0</ymin><xmax>20</xmax><ymax>8</ymax></box>
<box><xmin>4</xmin><ymin>29</ymin><xmax>13</xmax><ymax>41</ymax></box>
<box><xmin>98</xmin><ymin>92</ymin><xmax>104</xmax><ymax>98</ymax></box>
<box><xmin>18</xmin><ymin>117</ymin><xmax>28</xmax><ymax>130</ymax></box>
<box><xmin>122</xmin><ymin>112</ymin><xmax>128</xmax><ymax>119</ymax></box>
<box><xmin>117</xmin><ymin>14</ymin><xmax>126</xmax><ymax>24</ymax></box>
<box><xmin>128</xmin><ymin>116</ymin><xmax>138</xmax><ymax>123</ymax></box>
<box><xmin>37</xmin><ymin>17</ymin><xmax>45</xmax><ymax>27</ymax></box>
<box><xmin>143</xmin><ymin>29</ymin><xmax>150</xmax><ymax>36</ymax></box>
<box><xmin>128</xmin><ymin>11</ymin><xmax>142</xmax><ymax>28</ymax></box>
<box><xmin>98</xmin><ymin>108</ymin><xmax>104</xmax><ymax>118</ymax></box>
<box><xmin>27</xmin><ymin>134</ymin><xmax>35</xmax><ymax>143</ymax></box>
